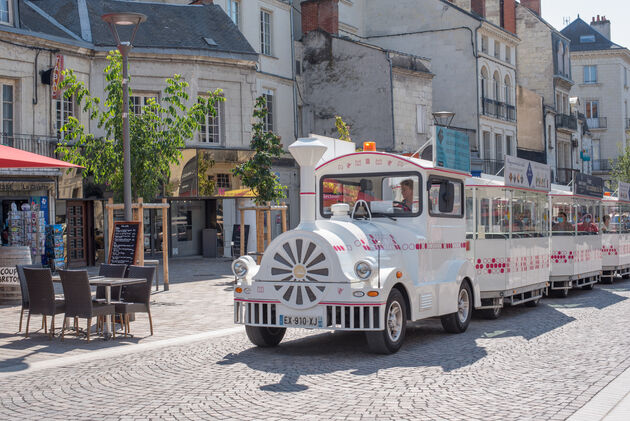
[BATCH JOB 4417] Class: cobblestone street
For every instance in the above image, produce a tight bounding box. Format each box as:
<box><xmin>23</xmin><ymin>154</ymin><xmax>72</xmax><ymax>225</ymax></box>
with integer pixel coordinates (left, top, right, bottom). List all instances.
<box><xmin>1</xmin><ymin>262</ymin><xmax>630</xmax><ymax>420</ymax></box>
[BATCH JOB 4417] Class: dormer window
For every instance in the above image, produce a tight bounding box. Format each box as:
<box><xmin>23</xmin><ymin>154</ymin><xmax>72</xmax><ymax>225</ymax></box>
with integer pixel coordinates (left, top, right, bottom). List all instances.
<box><xmin>580</xmin><ymin>35</ymin><xmax>596</xmax><ymax>43</ymax></box>
<box><xmin>0</xmin><ymin>0</ymin><xmax>11</xmax><ymax>25</ymax></box>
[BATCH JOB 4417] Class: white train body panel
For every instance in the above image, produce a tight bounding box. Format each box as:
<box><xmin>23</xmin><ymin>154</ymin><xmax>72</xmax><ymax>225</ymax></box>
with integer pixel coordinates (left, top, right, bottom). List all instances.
<box><xmin>602</xmin><ymin>233</ymin><xmax>630</xmax><ymax>270</ymax></box>
<box><xmin>466</xmin><ymin>174</ymin><xmax>550</xmax><ymax>305</ymax></box>
<box><xmin>234</xmin><ymin>142</ymin><xmax>478</xmax><ymax>332</ymax></box>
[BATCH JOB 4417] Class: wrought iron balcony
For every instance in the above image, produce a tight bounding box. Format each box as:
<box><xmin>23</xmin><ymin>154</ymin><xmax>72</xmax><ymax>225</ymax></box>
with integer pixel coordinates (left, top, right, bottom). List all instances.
<box><xmin>592</xmin><ymin>159</ymin><xmax>616</xmax><ymax>172</ymax></box>
<box><xmin>1</xmin><ymin>133</ymin><xmax>59</xmax><ymax>158</ymax></box>
<box><xmin>482</xmin><ymin>97</ymin><xmax>496</xmax><ymax>118</ymax></box>
<box><xmin>555</xmin><ymin>114</ymin><xmax>578</xmax><ymax>130</ymax></box>
<box><xmin>481</xmin><ymin>159</ymin><xmax>505</xmax><ymax>176</ymax></box>
<box><xmin>587</xmin><ymin>117</ymin><xmax>607</xmax><ymax>129</ymax></box>
<box><xmin>556</xmin><ymin>168</ymin><xmax>580</xmax><ymax>185</ymax></box>
<box><xmin>506</xmin><ymin>105</ymin><xmax>516</xmax><ymax>122</ymax></box>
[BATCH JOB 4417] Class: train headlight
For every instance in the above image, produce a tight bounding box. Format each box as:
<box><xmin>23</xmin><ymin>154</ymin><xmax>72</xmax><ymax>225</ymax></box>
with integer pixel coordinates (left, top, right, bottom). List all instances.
<box><xmin>232</xmin><ymin>256</ymin><xmax>256</xmax><ymax>279</ymax></box>
<box><xmin>355</xmin><ymin>260</ymin><xmax>374</xmax><ymax>280</ymax></box>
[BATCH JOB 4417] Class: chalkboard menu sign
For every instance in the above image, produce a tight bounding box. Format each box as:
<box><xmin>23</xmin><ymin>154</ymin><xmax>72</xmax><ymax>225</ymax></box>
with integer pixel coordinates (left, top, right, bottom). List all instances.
<box><xmin>574</xmin><ymin>173</ymin><xmax>604</xmax><ymax>198</ymax></box>
<box><xmin>109</xmin><ymin>221</ymin><xmax>141</xmax><ymax>265</ymax></box>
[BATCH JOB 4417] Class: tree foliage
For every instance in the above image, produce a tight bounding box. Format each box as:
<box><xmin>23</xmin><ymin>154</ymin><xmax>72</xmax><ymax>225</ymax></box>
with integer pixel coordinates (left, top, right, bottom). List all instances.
<box><xmin>56</xmin><ymin>50</ymin><xmax>224</xmax><ymax>201</ymax></box>
<box><xmin>335</xmin><ymin>116</ymin><xmax>352</xmax><ymax>142</ymax></box>
<box><xmin>233</xmin><ymin>96</ymin><xmax>287</xmax><ymax>206</ymax></box>
<box><xmin>611</xmin><ymin>145</ymin><xmax>630</xmax><ymax>186</ymax></box>
<box><xmin>197</xmin><ymin>151</ymin><xmax>216</xmax><ymax>197</ymax></box>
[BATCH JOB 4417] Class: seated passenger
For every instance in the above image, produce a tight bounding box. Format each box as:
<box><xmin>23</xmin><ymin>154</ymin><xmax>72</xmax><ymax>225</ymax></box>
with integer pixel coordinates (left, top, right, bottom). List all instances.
<box><xmin>602</xmin><ymin>215</ymin><xmax>611</xmax><ymax>233</ymax></box>
<box><xmin>553</xmin><ymin>212</ymin><xmax>574</xmax><ymax>232</ymax></box>
<box><xmin>578</xmin><ymin>213</ymin><xmax>599</xmax><ymax>233</ymax></box>
<box><xmin>395</xmin><ymin>179</ymin><xmax>414</xmax><ymax>212</ymax></box>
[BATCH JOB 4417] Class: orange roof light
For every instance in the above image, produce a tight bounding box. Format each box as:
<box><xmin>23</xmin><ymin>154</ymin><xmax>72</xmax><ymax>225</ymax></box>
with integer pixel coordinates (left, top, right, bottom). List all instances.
<box><xmin>363</xmin><ymin>141</ymin><xmax>376</xmax><ymax>151</ymax></box>
<box><xmin>604</xmin><ymin>192</ymin><xmax>611</xmax><ymax>196</ymax></box>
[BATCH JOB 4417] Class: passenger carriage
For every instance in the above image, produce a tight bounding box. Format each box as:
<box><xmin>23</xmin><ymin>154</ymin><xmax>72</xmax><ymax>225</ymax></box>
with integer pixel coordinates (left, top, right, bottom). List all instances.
<box><xmin>600</xmin><ymin>182</ymin><xmax>630</xmax><ymax>283</ymax></box>
<box><xmin>465</xmin><ymin>156</ymin><xmax>551</xmax><ymax>319</ymax></box>
<box><xmin>548</xmin><ymin>173</ymin><xmax>604</xmax><ymax>297</ymax></box>
<box><xmin>232</xmin><ymin>135</ymin><xmax>479</xmax><ymax>353</ymax></box>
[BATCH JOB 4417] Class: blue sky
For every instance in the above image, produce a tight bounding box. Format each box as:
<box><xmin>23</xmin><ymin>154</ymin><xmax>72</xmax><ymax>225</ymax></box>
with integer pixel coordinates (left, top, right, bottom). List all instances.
<box><xmin>542</xmin><ymin>0</ymin><xmax>630</xmax><ymax>48</ymax></box>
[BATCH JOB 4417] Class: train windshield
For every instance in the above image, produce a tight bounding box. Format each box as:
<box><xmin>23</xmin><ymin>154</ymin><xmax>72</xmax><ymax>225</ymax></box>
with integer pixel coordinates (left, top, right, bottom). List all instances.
<box><xmin>320</xmin><ymin>173</ymin><xmax>421</xmax><ymax>217</ymax></box>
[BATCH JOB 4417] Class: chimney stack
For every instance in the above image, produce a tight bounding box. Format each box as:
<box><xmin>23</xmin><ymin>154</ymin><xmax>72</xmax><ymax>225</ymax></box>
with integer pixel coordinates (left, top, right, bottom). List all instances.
<box><xmin>301</xmin><ymin>0</ymin><xmax>339</xmax><ymax>35</ymax></box>
<box><xmin>520</xmin><ymin>0</ymin><xmax>541</xmax><ymax>16</ymax></box>
<box><xmin>591</xmin><ymin>15</ymin><xmax>611</xmax><ymax>40</ymax></box>
<box><xmin>288</xmin><ymin>138</ymin><xmax>327</xmax><ymax>226</ymax></box>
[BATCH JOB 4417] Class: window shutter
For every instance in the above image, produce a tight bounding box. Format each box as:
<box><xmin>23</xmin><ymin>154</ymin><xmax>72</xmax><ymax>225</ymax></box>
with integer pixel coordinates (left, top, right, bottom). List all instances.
<box><xmin>416</xmin><ymin>104</ymin><xmax>426</xmax><ymax>134</ymax></box>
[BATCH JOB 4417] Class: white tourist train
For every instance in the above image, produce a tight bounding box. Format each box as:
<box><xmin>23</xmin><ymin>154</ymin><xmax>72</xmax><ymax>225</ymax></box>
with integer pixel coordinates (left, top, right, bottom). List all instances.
<box><xmin>232</xmin><ymin>134</ymin><xmax>627</xmax><ymax>353</ymax></box>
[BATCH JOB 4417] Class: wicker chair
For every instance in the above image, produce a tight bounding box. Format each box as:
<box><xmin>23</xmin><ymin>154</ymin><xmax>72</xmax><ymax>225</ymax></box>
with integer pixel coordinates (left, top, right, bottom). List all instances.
<box><xmin>116</xmin><ymin>266</ymin><xmax>156</xmax><ymax>336</ymax></box>
<box><xmin>94</xmin><ymin>263</ymin><xmax>127</xmax><ymax>302</ymax></box>
<box><xmin>58</xmin><ymin>270</ymin><xmax>117</xmax><ymax>342</ymax></box>
<box><xmin>23</xmin><ymin>268</ymin><xmax>65</xmax><ymax>339</ymax></box>
<box><xmin>15</xmin><ymin>263</ymin><xmax>42</xmax><ymax>332</ymax></box>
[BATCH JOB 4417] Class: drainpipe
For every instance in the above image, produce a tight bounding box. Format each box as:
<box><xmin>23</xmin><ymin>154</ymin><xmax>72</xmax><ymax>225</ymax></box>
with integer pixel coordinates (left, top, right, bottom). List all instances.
<box><xmin>290</xmin><ymin>0</ymin><xmax>298</xmax><ymax>139</ymax></box>
<box><xmin>386</xmin><ymin>52</ymin><xmax>396</xmax><ymax>151</ymax></box>
<box><xmin>474</xmin><ymin>22</ymin><xmax>482</xmax><ymax>157</ymax></box>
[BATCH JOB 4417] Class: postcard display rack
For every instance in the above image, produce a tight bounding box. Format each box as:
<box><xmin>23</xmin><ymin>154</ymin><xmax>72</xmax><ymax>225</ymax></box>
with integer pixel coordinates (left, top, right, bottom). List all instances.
<box><xmin>8</xmin><ymin>207</ymin><xmax>46</xmax><ymax>262</ymax></box>
<box><xmin>45</xmin><ymin>225</ymin><xmax>65</xmax><ymax>270</ymax></box>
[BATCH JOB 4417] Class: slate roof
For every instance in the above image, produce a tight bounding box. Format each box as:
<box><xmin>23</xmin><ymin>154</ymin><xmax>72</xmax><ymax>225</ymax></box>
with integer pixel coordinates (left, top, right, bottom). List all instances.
<box><xmin>8</xmin><ymin>0</ymin><xmax>257</xmax><ymax>59</ymax></box>
<box><xmin>560</xmin><ymin>17</ymin><xmax>624</xmax><ymax>52</ymax></box>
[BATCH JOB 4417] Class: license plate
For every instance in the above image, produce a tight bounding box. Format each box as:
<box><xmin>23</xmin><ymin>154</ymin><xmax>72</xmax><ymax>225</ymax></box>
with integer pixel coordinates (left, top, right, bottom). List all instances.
<box><xmin>279</xmin><ymin>315</ymin><xmax>323</xmax><ymax>328</ymax></box>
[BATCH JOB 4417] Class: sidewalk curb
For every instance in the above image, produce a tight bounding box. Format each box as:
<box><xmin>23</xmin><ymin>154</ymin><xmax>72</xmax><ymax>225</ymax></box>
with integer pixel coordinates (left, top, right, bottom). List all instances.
<box><xmin>0</xmin><ymin>326</ymin><xmax>244</xmax><ymax>379</ymax></box>
<box><xmin>567</xmin><ymin>363</ymin><xmax>630</xmax><ymax>421</ymax></box>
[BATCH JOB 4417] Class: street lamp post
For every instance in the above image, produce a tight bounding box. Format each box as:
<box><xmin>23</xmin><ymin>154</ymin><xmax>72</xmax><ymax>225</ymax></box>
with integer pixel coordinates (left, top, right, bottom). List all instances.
<box><xmin>101</xmin><ymin>12</ymin><xmax>147</xmax><ymax>221</ymax></box>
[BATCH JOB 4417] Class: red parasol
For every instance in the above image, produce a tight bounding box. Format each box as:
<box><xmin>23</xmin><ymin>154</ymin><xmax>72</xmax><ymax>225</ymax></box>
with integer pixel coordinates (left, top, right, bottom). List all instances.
<box><xmin>0</xmin><ymin>144</ymin><xmax>83</xmax><ymax>169</ymax></box>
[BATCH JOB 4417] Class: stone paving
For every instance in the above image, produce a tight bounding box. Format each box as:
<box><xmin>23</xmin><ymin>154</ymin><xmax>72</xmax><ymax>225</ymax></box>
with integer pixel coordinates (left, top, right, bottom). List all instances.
<box><xmin>1</xmin><ymin>268</ymin><xmax>630</xmax><ymax>420</ymax></box>
<box><xmin>0</xmin><ymin>257</ymin><xmax>235</xmax><ymax>370</ymax></box>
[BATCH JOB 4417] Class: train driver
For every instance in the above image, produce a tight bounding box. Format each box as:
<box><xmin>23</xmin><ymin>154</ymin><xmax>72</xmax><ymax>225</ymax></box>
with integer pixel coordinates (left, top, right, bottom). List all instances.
<box><xmin>397</xmin><ymin>179</ymin><xmax>414</xmax><ymax>212</ymax></box>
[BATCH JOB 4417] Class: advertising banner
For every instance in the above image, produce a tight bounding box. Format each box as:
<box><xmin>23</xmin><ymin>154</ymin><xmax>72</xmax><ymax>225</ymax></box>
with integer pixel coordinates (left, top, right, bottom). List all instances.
<box><xmin>618</xmin><ymin>181</ymin><xmax>630</xmax><ymax>202</ymax></box>
<box><xmin>434</xmin><ymin>126</ymin><xmax>470</xmax><ymax>173</ymax></box>
<box><xmin>504</xmin><ymin>155</ymin><xmax>551</xmax><ymax>192</ymax></box>
<box><xmin>51</xmin><ymin>54</ymin><xmax>64</xmax><ymax>100</ymax></box>
<box><xmin>574</xmin><ymin>173</ymin><xmax>604</xmax><ymax>198</ymax></box>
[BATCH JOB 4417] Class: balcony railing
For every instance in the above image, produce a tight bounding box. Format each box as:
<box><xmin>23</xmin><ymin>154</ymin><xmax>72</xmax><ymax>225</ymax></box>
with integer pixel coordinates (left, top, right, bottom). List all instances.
<box><xmin>555</xmin><ymin>114</ymin><xmax>578</xmax><ymax>130</ymax></box>
<box><xmin>506</xmin><ymin>104</ymin><xmax>516</xmax><ymax>122</ymax></box>
<box><xmin>556</xmin><ymin>168</ymin><xmax>580</xmax><ymax>185</ymax></box>
<box><xmin>587</xmin><ymin>117</ymin><xmax>607</xmax><ymax>129</ymax></box>
<box><xmin>482</xmin><ymin>98</ymin><xmax>515</xmax><ymax>122</ymax></box>
<box><xmin>1</xmin><ymin>133</ymin><xmax>59</xmax><ymax>158</ymax></box>
<box><xmin>481</xmin><ymin>159</ymin><xmax>505</xmax><ymax>176</ymax></box>
<box><xmin>592</xmin><ymin>159</ymin><xmax>616</xmax><ymax>172</ymax></box>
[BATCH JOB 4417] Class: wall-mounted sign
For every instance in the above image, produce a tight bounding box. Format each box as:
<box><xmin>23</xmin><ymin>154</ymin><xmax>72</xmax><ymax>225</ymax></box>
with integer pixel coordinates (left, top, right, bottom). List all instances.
<box><xmin>434</xmin><ymin>126</ymin><xmax>470</xmax><ymax>173</ymax></box>
<box><xmin>0</xmin><ymin>181</ymin><xmax>55</xmax><ymax>193</ymax></box>
<box><xmin>504</xmin><ymin>155</ymin><xmax>550</xmax><ymax>192</ymax></box>
<box><xmin>0</xmin><ymin>267</ymin><xmax>18</xmax><ymax>284</ymax></box>
<box><xmin>51</xmin><ymin>54</ymin><xmax>64</xmax><ymax>100</ymax></box>
<box><xmin>574</xmin><ymin>173</ymin><xmax>604</xmax><ymax>198</ymax></box>
<box><xmin>619</xmin><ymin>181</ymin><xmax>630</xmax><ymax>202</ymax></box>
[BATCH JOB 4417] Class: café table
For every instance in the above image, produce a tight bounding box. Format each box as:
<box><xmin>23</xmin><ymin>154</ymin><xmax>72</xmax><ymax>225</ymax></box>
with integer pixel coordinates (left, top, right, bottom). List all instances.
<box><xmin>52</xmin><ymin>275</ymin><xmax>146</xmax><ymax>340</ymax></box>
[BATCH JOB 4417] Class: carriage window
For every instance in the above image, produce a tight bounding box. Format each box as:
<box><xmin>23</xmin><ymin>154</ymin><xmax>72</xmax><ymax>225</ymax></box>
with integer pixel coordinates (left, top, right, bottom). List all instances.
<box><xmin>576</xmin><ymin>200</ymin><xmax>600</xmax><ymax>235</ymax></box>
<box><xmin>428</xmin><ymin>178</ymin><xmax>463</xmax><ymax>218</ymax></box>
<box><xmin>473</xmin><ymin>189</ymin><xmax>509</xmax><ymax>239</ymax></box>
<box><xmin>320</xmin><ymin>173</ymin><xmax>421</xmax><ymax>217</ymax></box>
<box><xmin>602</xmin><ymin>204</ymin><xmax>619</xmax><ymax>233</ymax></box>
<box><xmin>511</xmin><ymin>191</ymin><xmax>549</xmax><ymax>238</ymax></box>
<box><xmin>552</xmin><ymin>200</ymin><xmax>575</xmax><ymax>236</ymax></box>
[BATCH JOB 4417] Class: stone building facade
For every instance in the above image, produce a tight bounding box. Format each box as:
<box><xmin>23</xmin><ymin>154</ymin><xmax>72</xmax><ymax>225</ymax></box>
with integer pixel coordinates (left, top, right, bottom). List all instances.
<box><xmin>515</xmin><ymin>1</ymin><xmax>581</xmax><ymax>184</ymax></box>
<box><xmin>0</xmin><ymin>0</ymin><xmax>263</xmax><ymax>258</ymax></box>
<box><xmin>562</xmin><ymin>16</ymin><xmax>630</xmax><ymax>180</ymax></box>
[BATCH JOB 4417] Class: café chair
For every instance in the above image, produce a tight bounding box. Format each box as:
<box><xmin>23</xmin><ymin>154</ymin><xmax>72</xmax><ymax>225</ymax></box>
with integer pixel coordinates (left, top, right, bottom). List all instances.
<box><xmin>15</xmin><ymin>263</ymin><xmax>42</xmax><ymax>332</ymax></box>
<box><xmin>94</xmin><ymin>263</ymin><xmax>127</xmax><ymax>302</ymax></box>
<box><xmin>23</xmin><ymin>268</ymin><xmax>65</xmax><ymax>339</ymax></box>
<box><xmin>116</xmin><ymin>266</ymin><xmax>156</xmax><ymax>336</ymax></box>
<box><xmin>58</xmin><ymin>270</ymin><xmax>117</xmax><ymax>342</ymax></box>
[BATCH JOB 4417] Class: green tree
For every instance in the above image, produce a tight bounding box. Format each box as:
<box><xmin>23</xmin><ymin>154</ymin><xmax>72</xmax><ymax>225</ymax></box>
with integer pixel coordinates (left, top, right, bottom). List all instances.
<box><xmin>56</xmin><ymin>50</ymin><xmax>224</xmax><ymax>201</ymax></box>
<box><xmin>335</xmin><ymin>116</ymin><xmax>352</xmax><ymax>142</ymax></box>
<box><xmin>197</xmin><ymin>151</ymin><xmax>216</xmax><ymax>196</ymax></box>
<box><xmin>233</xmin><ymin>96</ymin><xmax>287</xmax><ymax>206</ymax></box>
<box><xmin>611</xmin><ymin>145</ymin><xmax>630</xmax><ymax>185</ymax></box>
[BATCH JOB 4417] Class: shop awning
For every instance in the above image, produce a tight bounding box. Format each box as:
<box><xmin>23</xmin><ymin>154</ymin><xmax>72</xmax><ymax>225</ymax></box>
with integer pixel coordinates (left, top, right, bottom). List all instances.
<box><xmin>218</xmin><ymin>188</ymin><xmax>255</xmax><ymax>198</ymax></box>
<box><xmin>0</xmin><ymin>144</ymin><xmax>83</xmax><ymax>168</ymax></box>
